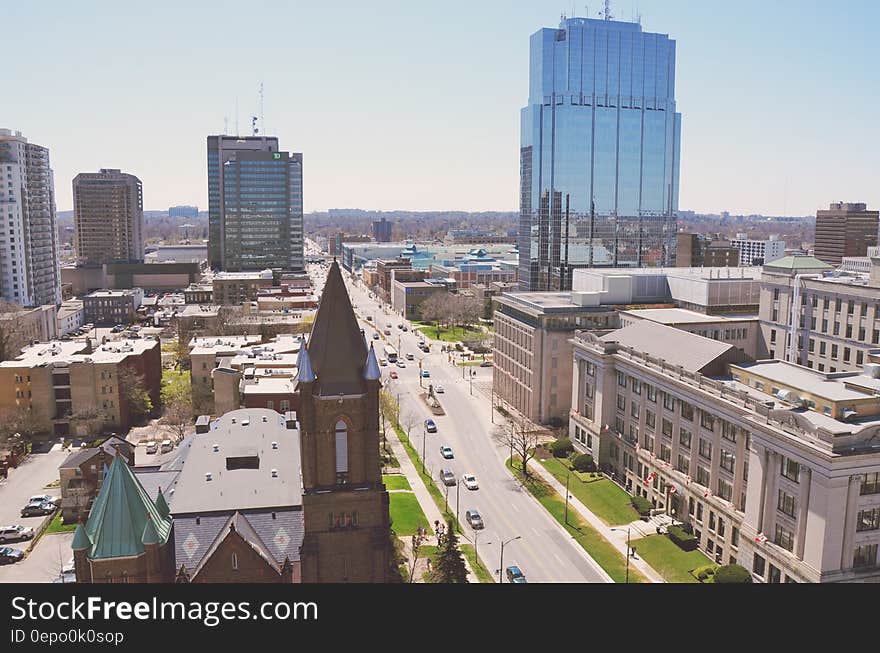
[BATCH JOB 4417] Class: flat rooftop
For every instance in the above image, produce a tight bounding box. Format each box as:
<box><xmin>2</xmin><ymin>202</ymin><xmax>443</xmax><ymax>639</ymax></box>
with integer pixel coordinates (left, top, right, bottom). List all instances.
<box><xmin>1</xmin><ymin>338</ymin><xmax>157</xmax><ymax>367</ymax></box>
<box><xmin>169</xmin><ymin>408</ymin><xmax>302</xmax><ymax>515</ymax></box>
<box><xmin>731</xmin><ymin>360</ymin><xmax>873</xmax><ymax>402</ymax></box>
<box><xmin>497</xmin><ymin>292</ymin><xmax>617</xmax><ymax>314</ymax></box>
<box><xmin>575</xmin><ymin>266</ymin><xmax>762</xmax><ymax>281</ymax></box>
<box><xmin>241</xmin><ymin>377</ymin><xmax>297</xmax><ymax>394</ymax></box>
<box><xmin>189</xmin><ymin>335</ymin><xmax>262</xmax><ymax>356</ymax></box>
<box><xmin>621</xmin><ymin>308</ymin><xmax>755</xmax><ymax>324</ymax></box>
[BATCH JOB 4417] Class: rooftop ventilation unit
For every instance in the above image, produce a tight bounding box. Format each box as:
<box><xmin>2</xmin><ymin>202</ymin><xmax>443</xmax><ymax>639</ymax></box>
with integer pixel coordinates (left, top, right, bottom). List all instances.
<box><xmin>241</xmin><ymin>419</ymin><xmax>250</xmax><ymax>427</ymax></box>
<box><xmin>271</xmin><ymin>469</ymin><xmax>278</xmax><ymax>478</ymax></box>
<box><xmin>212</xmin><ymin>444</ymin><xmax>219</xmax><ymax>452</ymax></box>
<box><xmin>271</xmin><ymin>441</ymin><xmax>278</xmax><ymax>449</ymax></box>
<box><xmin>205</xmin><ymin>472</ymin><xmax>213</xmax><ymax>481</ymax></box>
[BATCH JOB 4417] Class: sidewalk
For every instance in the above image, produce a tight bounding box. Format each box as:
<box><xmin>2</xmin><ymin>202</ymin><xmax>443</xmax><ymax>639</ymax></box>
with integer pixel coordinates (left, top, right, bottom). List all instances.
<box><xmin>386</xmin><ymin>428</ymin><xmax>478</xmax><ymax>583</ymax></box>
<box><xmin>527</xmin><ymin>458</ymin><xmax>666</xmax><ymax>584</ymax></box>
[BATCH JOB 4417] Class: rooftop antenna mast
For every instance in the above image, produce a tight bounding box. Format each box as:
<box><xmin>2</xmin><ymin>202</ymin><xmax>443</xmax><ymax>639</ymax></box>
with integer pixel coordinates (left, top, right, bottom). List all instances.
<box><xmin>603</xmin><ymin>0</ymin><xmax>613</xmax><ymax>20</ymax></box>
<box><xmin>259</xmin><ymin>82</ymin><xmax>265</xmax><ymax>136</ymax></box>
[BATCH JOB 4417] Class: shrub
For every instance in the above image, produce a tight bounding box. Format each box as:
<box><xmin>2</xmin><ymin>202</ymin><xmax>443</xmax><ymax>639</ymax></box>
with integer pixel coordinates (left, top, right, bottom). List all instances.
<box><xmin>572</xmin><ymin>453</ymin><xmax>597</xmax><ymax>473</ymax></box>
<box><xmin>630</xmin><ymin>495</ymin><xmax>653</xmax><ymax>516</ymax></box>
<box><xmin>714</xmin><ymin>564</ymin><xmax>753</xmax><ymax>584</ymax></box>
<box><xmin>550</xmin><ymin>438</ymin><xmax>574</xmax><ymax>458</ymax></box>
<box><xmin>693</xmin><ymin>564</ymin><xmax>717</xmax><ymax>581</ymax></box>
<box><xmin>667</xmin><ymin>524</ymin><xmax>698</xmax><ymax>551</ymax></box>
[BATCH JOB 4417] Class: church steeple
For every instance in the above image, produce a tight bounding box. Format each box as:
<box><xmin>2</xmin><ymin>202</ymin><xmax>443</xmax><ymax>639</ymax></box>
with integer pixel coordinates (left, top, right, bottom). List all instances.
<box><xmin>306</xmin><ymin>260</ymin><xmax>368</xmax><ymax>396</ymax></box>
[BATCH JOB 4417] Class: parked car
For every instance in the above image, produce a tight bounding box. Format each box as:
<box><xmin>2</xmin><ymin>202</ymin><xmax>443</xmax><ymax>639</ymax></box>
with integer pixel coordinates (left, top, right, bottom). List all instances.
<box><xmin>480</xmin><ymin>360</ymin><xmax>493</xmax><ymax>367</ymax></box>
<box><xmin>384</xmin><ymin>329</ymin><xmax>392</xmax><ymax>336</ymax></box>
<box><xmin>440</xmin><ymin>445</ymin><xmax>454</xmax><ymax>459</ymax></box>
<box><xmin>389</xmin><ymin>371</ymin><xmax>398</xmax><ymax>379</ymax></box>
<box><xmin>406</xmin><ymin>353</ymin><xmax>414</xmax><ymax>361</ymax></box>
<box><xmin>440</xmin><ymin>469</ymin><xmax>456</xmax><ymax>486</ymax></box>
<box><xmin>465</xmin><ymin>509</ymin><xmax>484</xmax><ymax>530</ymax></box>
<box><xmin>424</xmin><ymin>419</ymin><xmax>437</xmax><ymax>433</ymax></box>
<box><xmin>160</xmin><ymin>439</ymin><xmax>173</xmax><ymax>453</ymax></box>
<box><xmin>505</xmin><ymin>565</ymin><xmax>527</xmax><ymax>583</ymax></box>
<box><xmin>397</xmin><ymin>324</ymin><xmax>404</xmax><ymax>329</ymax></box>
<box><xmin>21</xmin><ymin>501</ymin><xmax>55</xmax><ymax>518</ymax></box>
<box><xmin>379</xmin><ymin>359</ymin><xmax>388</xmax><ymax>366</ymax></box>
<box><xmin>28</xmin><ymin>494</ymin><xmax>60</xmax><ymax>507</ymax></box>
<box><xmin>402</xmin><ymin>326</ymin><xmax>408</xmax><ymax>332</ymax></box>
<box><xmin>435</xmin><ymin>385</ymin><xmax>444</xmax><ymax>393</ymax></box>
<box><xmin>396</xmin><ymin>361</ymin><xmax>406</xmax><ymax>368</ymax></box>
<box><xmin>421</xmin><ymin>370</ymin><xmax>430</xmax><ymax>378</ymax></box>
<box><xmin>366</xmin><ymin>316</ymin><xmax>373</xmax><ymax>322</ymax></box>
<box><xmin>0</xmin><ymin>546</ymin><xmax>24</xmax><ymax>565</ymax></box>
<box><xmin>0</xmin><ymin>525</ymin><xmax>35</xmax><ymax>543</ymax></box>
<box><xmin>372</xmin><ymin>333</ymin><xmax>380</xmax><ymax>340</ymax></box>
<box><xmin>462</xmin><ymin>474</ymin><xmax>478</xmax><ymax>490</ymax></box>
<box><xmin>145</xmin><ymin>441</ymin><xmax>158</xmax><ymax>454</ymax></box>
<box><xmin>111</xmin><ymin>324</ymin><xmax>125</xmax><ymax>333</ymax></box>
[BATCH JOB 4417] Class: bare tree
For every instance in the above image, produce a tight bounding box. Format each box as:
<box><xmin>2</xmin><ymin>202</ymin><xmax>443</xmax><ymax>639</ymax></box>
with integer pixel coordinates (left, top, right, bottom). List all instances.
<box><xmin>493</xmin><ymin>414</ymin><xmax>542</xmax><ymax>479</ymax></box>
<box><xmin>379</xmin><ymin>388</ymin><xmax>399</xmax><ymax>441</ymax></box>
<box><xmin>0</xmin><ymin>301</ymin><xmax>33</xmax><ymax>363</ymax></box>
<box><xmin>69</xmin><ymin>407</ymin><xmax>110</xmax><ymax>440</ymax></box>
<box><xmin>418</xmin><ymin>294</ymin><xmax>444</xmax><ymax>329</ymax></box>
<box><xmin>116</xmin><ymin>367</ymin><xmax>153</xmax><ymax>425</ymax></box>
<box><xmin>160</xmin><ymin>371</ymin><xmax>193</xmax><ymax>443</ymax></box>
<box><xmin>0</xmin><ymin>407</ymin><xmax>51</xmax><ymax>447</ymax></box>
<box><xmin>400</xmin><ymin>410</ymin><xmax>420</xmax><ymax>442</ymax></box>
<box><xmin>407</xmin><ymin>528</ymin><xmax>429</xmax><ymax>583</ymax></box>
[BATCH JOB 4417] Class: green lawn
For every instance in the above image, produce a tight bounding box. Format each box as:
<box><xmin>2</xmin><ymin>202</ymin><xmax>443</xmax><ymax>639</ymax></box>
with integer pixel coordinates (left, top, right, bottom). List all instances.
<box><xmin>161</xmin><ymin>368</ymin><xmax>188</xmax><ymax>385</ymax></box>
<box><xmin>631</xmin><ymin>535</ymin><xmax>713</xmax><ymax>584</ymax></box>
<box><xmin>539</xmin><ymin>457</ymin><xmax>638</xmax><ymax>526</ymax></box>
<box><xmin>508</xmin><ymin>458</ymin><xmax>646</xmax><ymax>583</ymax></box>
<box><xmin>417</xmin><ymin>325</ymin><xmax>485</xmax><ymax>343</ymax></box>
<box><xmin>461</xmin><ymin>544</ymin><xmax>495</xmax><ymax>583</ymax></box>
<box><xmin>389</xmin><ymin>492</ymin><xmax>431</xmax><ymax>537</ymax></box>
<box><xmin>383</xmin><ymin>474</ymin><xmax>412</xmax><ymax>491</ymax></box>
<box><xmin>45</xmin><ymin>512</ymin><xmax>78</xmax><ymax>534</ymax></box>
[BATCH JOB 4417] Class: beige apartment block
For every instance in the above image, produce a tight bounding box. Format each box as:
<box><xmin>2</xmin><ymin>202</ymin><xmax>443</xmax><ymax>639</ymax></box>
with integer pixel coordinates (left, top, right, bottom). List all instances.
<box><xmin>72</xmin><ymin>169</ymin><xmax>144</xmax><ymax>265</ymax></box>
<box><xmin>571</xmin><ymin>320</ymin><xmax>880</xmax><ymax>583</ymax></box>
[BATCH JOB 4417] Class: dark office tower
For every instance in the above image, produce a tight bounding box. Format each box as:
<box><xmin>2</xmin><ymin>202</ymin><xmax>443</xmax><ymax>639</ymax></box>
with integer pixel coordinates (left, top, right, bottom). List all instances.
<box><xmin>814</xmin><ymin>202</ymin><xmax>879</xmax><ymax>267</ymax></box>
<box><xmin>207</xmin><ymin>135</ymin><xmax>303</xmax><ymax>272</ymax></box>
<box><xmin>372</xmin><ymin>217</ymin><xmax>392</xmax><ymax>243</ymax></box>
<box><xmin>519</xmin><ymin>16</ymin><xmax>681</xmax><ymax>290</ymax></box>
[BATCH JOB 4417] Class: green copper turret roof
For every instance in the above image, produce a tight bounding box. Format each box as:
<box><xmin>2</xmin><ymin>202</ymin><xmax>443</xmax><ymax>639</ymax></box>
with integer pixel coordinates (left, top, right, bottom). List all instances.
<box><xmin>141</xmin><ymin>515</ymin><xmax>160</xmax><ymax>546</ymax></box>
<box><xmin>764</xmin><ymin>255</ymin><xmax>832</xmax><ymax>271</ymax></box>
<box><xmin>155</xmin><ymin>488</ymin><xmax>170</xmax><ymax>520</ymax></box>
<box><xmin>84</xmin><ymin>455</ymin><xmax>172</xmax><ymax>560</ymax></box>
<box><xmin>72</xmin><ymin>523</ymin><xmax>91</xmax><ymax>551</ymax></box>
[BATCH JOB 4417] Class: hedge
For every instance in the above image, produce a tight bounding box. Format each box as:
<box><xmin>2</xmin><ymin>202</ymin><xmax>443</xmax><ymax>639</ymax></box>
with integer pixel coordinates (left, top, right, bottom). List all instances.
<box><xmin>692</xmin><ymin>564</ymin><xmax>717</xmax><ymax>581</ymax></box>
<box><xmin>667</xmin><ymin>524</ymin><xmax>698</xmax><ymax>551</ymax></box>
<box><xmin>714</xmin><ymin>564</ymin><xmax>752</xmax><ymax>584</ymax></box>
<box><xmin>630</xmin><ymin>495</ymin><xmax>653</xmax><ymax>516</ymax></box>
<box><xmin>550</xmin><ymin>438</ymin><xmax>574</xmax><ymax>458</ymax></box>
<box><xmin>572</xmin><ymin>453</ymin><xmax>597</xmax><ymax>473</ymax></box>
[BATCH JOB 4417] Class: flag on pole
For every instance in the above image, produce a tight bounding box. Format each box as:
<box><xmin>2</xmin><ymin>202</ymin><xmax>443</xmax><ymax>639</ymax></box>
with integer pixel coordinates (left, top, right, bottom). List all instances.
<box><xmin>755</xmin><ymin>532</ymin><xmax>768</xmax><ymax>544</ymax></box>
<box><xmin>644</xmin><ymin>472</ymin><xmax>656</xmax><ymax>485</ymax></box>
<box><xmin>669</xmin><ymin>485</ymin><xmax>676</xmax><ymax>494</ymax></box>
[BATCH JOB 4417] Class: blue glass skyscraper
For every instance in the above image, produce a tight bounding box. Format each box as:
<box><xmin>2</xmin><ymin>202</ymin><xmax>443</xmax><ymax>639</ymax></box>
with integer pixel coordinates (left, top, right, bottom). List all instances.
<box><xmin>519</xmin><ymin>16</ymin><xmax>681</xmax><ymax>290</ymax></box>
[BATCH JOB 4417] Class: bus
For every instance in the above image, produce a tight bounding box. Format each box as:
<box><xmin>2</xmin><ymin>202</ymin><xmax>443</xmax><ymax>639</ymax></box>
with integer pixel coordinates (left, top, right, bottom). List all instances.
<box><xmin>383</xmin><ymin>345</ymin><xmax>398</xmax><ymax>363</ymax></box>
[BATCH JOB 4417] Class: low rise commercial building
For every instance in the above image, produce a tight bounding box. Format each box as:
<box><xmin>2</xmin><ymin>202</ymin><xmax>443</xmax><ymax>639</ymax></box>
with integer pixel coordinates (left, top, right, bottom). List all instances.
<box><xmin>62</xmin><ymin>262</ymin><xmax>200</xmax><ymax>295</ymax></box>
<box><xmin>83</xmin><ymin>288</ymin><xmax>144</xmax><ymax>325</ymax></box>
<box><xmin>0</xmin><ymin>304</ymin><xmax>57</xmax><ymax>360</ymax></box>
<box><xmin>570</xmin><ymin>320</ymin><xmax>880</xmax><ymax>582</ymax></box>
<box><xmin>56</xmin><ymin>300</ymin><xmax>85</xmax><ymax>336</ymax></box>
<box><xmin>391</xmin><ymin>279</ymin><xmax>449</xmax><ymax>320</ymax></box>
<box><xmin>212</xmin><ymin>269</ymin><xmax>275</xmax><ymax>305</ymax></box>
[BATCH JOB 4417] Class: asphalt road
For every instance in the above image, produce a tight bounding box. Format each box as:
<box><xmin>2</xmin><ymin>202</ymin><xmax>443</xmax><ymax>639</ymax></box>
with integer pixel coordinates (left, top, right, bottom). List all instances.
<box><xmin>307</xmin><ymin>260</ymin><xmax>610</xmax><ymax>583</ymax></box>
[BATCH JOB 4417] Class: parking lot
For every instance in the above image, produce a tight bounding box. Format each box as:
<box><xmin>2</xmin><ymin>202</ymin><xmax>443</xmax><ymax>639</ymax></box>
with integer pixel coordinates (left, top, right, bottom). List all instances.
<box><xmin>0</xmin><ymin>532</ymin><xmax>74</xmax><ymax>583</ymax></box>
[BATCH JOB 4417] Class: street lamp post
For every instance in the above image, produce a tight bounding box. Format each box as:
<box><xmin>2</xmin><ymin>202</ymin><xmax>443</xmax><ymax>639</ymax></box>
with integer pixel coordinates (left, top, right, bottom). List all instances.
<box><xmin>611</xmin><ymin>526</ymin><xmax>632</xmax><ymax>584</ymax></box>
<box><xmin>469</xmin><ymin>369</ymin><xmax>474</xmax><ymax>396</ymax></box>
<box><xmin>455</xmin><ymin>482</ymin><xmax>460</xmax><ymax>532</ymax></box>
<box><xmin>421</xmin><ymin>425</ymin><xmax>426</xmax><ymax>475</ymax></box>
<box><xmin>498</xmin><ymin>536</ymin><xmax>522</xmax><ymax>583</ymax></box>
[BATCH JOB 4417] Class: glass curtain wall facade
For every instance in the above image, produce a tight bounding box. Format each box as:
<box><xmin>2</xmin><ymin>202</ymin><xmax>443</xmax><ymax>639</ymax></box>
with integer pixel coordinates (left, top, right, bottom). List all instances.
<box><xmin>519</xmin><ymin>17</ymin><xmax>681</xmax><ymax>291</ymax></box>
<box><xmin>207</xmin><ymin>135</ymin><xmax>303</xmax><ymax>271</ymax></box>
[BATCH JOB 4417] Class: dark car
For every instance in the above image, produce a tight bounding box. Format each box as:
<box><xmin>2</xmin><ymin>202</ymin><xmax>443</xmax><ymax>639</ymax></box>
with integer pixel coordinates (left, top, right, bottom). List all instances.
<box><xmin>440</xmin><ymin>469</ymin><xmax>456</xmax><ymax>487</ymax></box>
<box><xmin>20</xmin><ymin>501</ymin><xmax>55</xmax><ymax>518</ymax></box>
<box><xmin>480</xmin><ymin>360</ymin><xmax>493</xmax><ymax>367</ymax></box>
<box><xmin>424</xmin><ymin>418</ymin><xmax>437</xmax><ymax>433</ymax></box>
<box><xmin>372</xmin><ymin>333</ymin><xmax>380</xmax><ymax>340</ymax></box>
<box><xmin>0</xmin><ymin>546</ymin><xmax>24</xmax><ymax>565</ymax></box>
<box><xmin>505</xmin><ymin>566</ymin><xmax>527</xmax><ymax>583</ymax></box>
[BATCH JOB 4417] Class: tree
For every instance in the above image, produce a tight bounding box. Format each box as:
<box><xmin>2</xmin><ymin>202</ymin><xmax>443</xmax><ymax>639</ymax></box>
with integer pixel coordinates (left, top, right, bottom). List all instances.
<box><xmin>430</xmin><ymin>519</ymin><xmax>468</xmax><ymax>583</ymax></box>
<box><xmin>493</xmin><ymin>414</ymin><xmax>541</xmax><ymax>479</ymax></box>
<box><xmin>117</xmin><ymin>366</ymin><xmax>153</xmax><ymax>425</ymax></box>
<box><xmin>379</xmin><ymin>388</ymin><xmax>399</xmax><ymax>440</ymax></box>
<box><xmin>0</xmin><ymin>407</ymin><xmax>51</xmax><ymax>447</ymax></box>
<box><xmin>407</xmin><ymin>528</ymin><xmax>428</xmax><ymax>583</ymax></box>
<box><xmin>69</xmin><ymin>406</ymin><xmax>110</xmax><ymax>439</ymax></box>
<box><xmin>400</xmin><ymin>410</ymin><xmax>420</xmax><ymax>442</ymax></box>
<box><xmin>160</xmin><ymin>371</ymin><xmax>193</xmax><ymax>443</ymax></box>
<box><xmin>0</xmin><ymin>301</ymin><xmax>32</xmax><ymax>363</ymax></box>
<box><xmin>418</xmin><ymin>293</ymin><xmax>445</xmax><ymax>330</ymax></box>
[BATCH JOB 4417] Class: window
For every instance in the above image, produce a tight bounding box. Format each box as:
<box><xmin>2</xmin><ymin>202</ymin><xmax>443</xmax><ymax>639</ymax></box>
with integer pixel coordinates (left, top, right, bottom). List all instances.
<box><xmin>719</xmin><ymin>449</ymin><xmax>735</xmax><ymax>473</ymax></box>
<box><xmin>831</xmin><ymin>344</ymin><xmax>838</xmax><ymax>359</ymax></box>
<box><xmin>848</xmin><ymin>300</ymin><xmax>855</xmax><ymax>315</ymax></box>
<box><xmin>617</xmin><ymin>395</ymin><xmax>626</xmax><ymax>411</ymax></box>
<box><xmin>768</xmin><ymin>564</ymin><xmax>782</xmax><ymax>584</ymax></box>
<box><xmin>778</xmin><ymin>490</ymin><xmax>797</xmax><ymax>517</ymax></box>
<box><xmin>688</xmin><ymin>497</ymin><xmax>695</xmax><ymax>516</ymax></box>
<box><xmin>753</xmin><ymin>553</ymin><xmax>766</xmax><ymax>578</ymax></box>
<box><xmin>709</xmin><ymin>511</ymin><xmax>716</xmax><ymax>531</ymax></box>
<box><xmin>699</xmin><ymin>439</ymin><xmax>713</xmax><ymax>460</ymax></box>
<box><xmin>844</xmin><ymin>347</ymin><xmax>851</xmax><ymax>363</ymax></box>
<box><xmin>820</xmin><ymin>341</ymin><xmax>827</xmax><ymax>356</ymax></box>
<box><xmin>645</xmin><ymin>411</ymin><xmax>655</xmax><ymax>429</ymax></box>
<box><xmin>731</xmin><ymin>527</ymin><xmax>740</xmax><ymax>548</ymax></box>
<box><xmin>632</xmin><ymin>379</ymin><xmax>641</xmax><ymax>395</ymax></box>
<box><xmin>335</xmin><ymin>420</ymin><xmax>349</xmax><ymax>480</ymax></box>
<box><xmin>700</xmin><ymin>411</ymin><xmax>715</xmax><ymax>430</ymax></box>
<box><xmin>696</xmin><ymin>465</ymin><xmax>710</xmax><ymax>487</ymax></box>
<box><xmin>774</xmin><ymin>525</ymin><xmax>795</xmax><ymax>552</ymax></box>
<box><xmin>631</xmin><ymin>401</ymin><xmax>640</xmax><ymax>418</ymax></box>
<box><xmin>678</xmin><ymin>428</ymin><xmax>692</xmax><ymax>449</ymax></box>
<box><xmin>717</xmin><ymin>478</ymin><xmax>733</xmax><ymax>501</ymax></box>
<box><xmin>717</xmin><ymin>517</ymin><xmax>726</xmax><ymax>538</ymax></box>
<box><xmin>856</xmin><ymin>507</ymin><xmax>880</xmax><ymax>532</ymax></box>
<box><xmin>676</xmin><ymin>454</ymin><xmax>690</xmax><ymax>475</ymax></box>
<box><xmin>861</xmin><ymin>472</ymin><xmax>880</xmax><ymax>495</ymax></box>
<box><xmin>770</xmin><ymin>329</ymin><xmax>777</xmax><ymax>344</ymax></box>
<box><xmin>822</xmin><ymin>319</ymin><xmax>828</xmax><ymax>333</ymax></box>
<box><xmin>662</xmin><ymin>418</ymin><xmax>673</xmax><ymax>437</ymax></box>
<box><xmin>663</xmin><ymin>393</ymin><xmax>675</xmax><ymax>411</ymax></box>
<box><xmin>617</xmin><ymin>372</ymin><xmax>627</xmax><ymax>388</ymax></box>
<box><xmin>846</xmin><ymin>325</ymin><xmax>853</xmax><ymax>339</ymax></box>
<box><xmin>853</xmin><ymin>543</ymin><xmax>878</xmax><ymax>568</ymax></box>
<box><xmin>833</xmin><ymin>323</ymin><xmax>840</xmax><ymax>336</ymax></box>
<box><xmin>232</xmin><ymin>553</ymin><xmax>239</xmax><ymax>571</ymax></box>
<box><xmin>680</xmin><ymin>402</ymin><xmax>693</xmax><ymax>421</ymax></box>
<box><xmin>721</xmin><ymin>421</ymin><xmax>737</xmax><ymax>443</ymax></box>
<box><xmin>780</xmin><ymin>457</ymin><xmax>800</xmax><ymax>482</ymax></box>
<box><xmin>660</xmin><ymin>444</ymin><xmax>671</xmax><ymax>463</ymax></box>
<box><xmin>646</xmin><ymin>385</ymin><xmax>656</xmax><ymax>402</ymax></box>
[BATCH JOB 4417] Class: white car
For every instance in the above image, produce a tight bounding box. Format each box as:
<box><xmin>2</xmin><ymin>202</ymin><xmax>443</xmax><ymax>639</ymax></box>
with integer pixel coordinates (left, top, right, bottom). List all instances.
<box><xmin>0</xmin><ymin>525</ymin><xmax>35</xmax><ymax>543</ymax></box>
<box><xmin>28</xmin><ymin>494</ymin><xmax>60</xmax><ymax>507</ymax></box>
<box><xmin>396</xmin><ymin>361</ymin><xmax>406</xmax><ymax>368</ymax></box>
<box><xmin>462</xmin><ymin>474</ymin><xmax>479</xmax><ymax>491</ymax></box>
<box><xmin>435</xmin><ymin>385</ymin><xmax>444</xmax><ymax>393</ymax></box>
<box><xmin>145</xmin><ymin>442</ymin><xmax>158</xmax><ymax>455</ymax></box>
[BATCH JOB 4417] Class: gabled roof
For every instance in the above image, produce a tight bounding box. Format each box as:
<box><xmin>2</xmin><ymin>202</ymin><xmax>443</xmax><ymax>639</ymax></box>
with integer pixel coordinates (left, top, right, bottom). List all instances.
<box><xmin>306</xmin><ymin>260</ymin><xmax>367</xmax><ymax>395</ymax></box>
<box><xmin>599</xmin><ymin>321</ymin><xmax>739</xmax><ymax>374</ymax></box>
<box><xmin>763</xmin><ymin>255</ymin><xmax>832</xmax><ymax>271</ymax></box>
<box><xmin>84</xmin><ymin>455</ymin><xmax>172</xmax><ymax>560</ymax></box>
<box><xmin>190</xmin><ymin>512</ymin><xmax>282</xmax><ymax>579</ymax></box>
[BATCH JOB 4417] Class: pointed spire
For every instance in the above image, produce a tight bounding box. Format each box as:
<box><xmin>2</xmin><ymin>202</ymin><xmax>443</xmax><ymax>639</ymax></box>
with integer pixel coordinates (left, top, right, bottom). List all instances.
<box><xmin>142</xmin><ymin>514</ymin><xmax>160</xmax><ymax>546</ymax></box>
<box><xmin>306</xmin><ymin>260</ymin><xmax>368</xmax><ymax>395</ymax></box>
<box><xmin>155</xmin><ymin>488</ymin><xmax>170</xmax><ymax>520</ymax></box>
<box><xmin>297</xmin><ymin>345</ymin><xmax>315</xmax><ymax>383</ymax></box>
<box><xmin>364</xmin><ymin>343</ymin><xmax>381</xmax><ymax>381</ymax></box>
<box><xmin>72</xmin><ymin>523</ymin><xmax>91</xmax><ymax>551</ymax></box>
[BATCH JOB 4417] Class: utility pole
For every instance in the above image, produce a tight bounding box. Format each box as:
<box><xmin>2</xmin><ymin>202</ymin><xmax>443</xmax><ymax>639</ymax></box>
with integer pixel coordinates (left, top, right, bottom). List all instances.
<box><xmin>498</xmin><ymin>536</ymin><xmax>522</xmax><ymax>583</ymax></box>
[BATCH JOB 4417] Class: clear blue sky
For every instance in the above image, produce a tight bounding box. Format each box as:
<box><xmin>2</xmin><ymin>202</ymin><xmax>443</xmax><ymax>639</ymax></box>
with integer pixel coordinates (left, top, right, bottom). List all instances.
<box><xmin>6</xmin><ymin>0</ymin><xmax>879</xmax><ymax>215</ymax></box>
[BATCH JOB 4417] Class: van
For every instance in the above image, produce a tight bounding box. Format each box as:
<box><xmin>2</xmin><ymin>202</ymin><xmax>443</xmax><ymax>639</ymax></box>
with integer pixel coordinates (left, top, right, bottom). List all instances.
<box><xmin>160</xmin><ymin>439</ymin><xmax>173</xmax><ymax>453</ymax></box>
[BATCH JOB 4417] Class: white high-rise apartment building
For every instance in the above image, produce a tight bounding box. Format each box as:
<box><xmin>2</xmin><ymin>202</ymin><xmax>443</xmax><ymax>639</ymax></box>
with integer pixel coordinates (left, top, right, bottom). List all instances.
<box><xmin>731</xmin><ymin>234</ymin><xmax>785</xmax><ymax>267</ymax></box>
<box><xmin>0</xmin><ymin>129</ymin><xmax>61</xmax><ymax>307</ymax></box>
